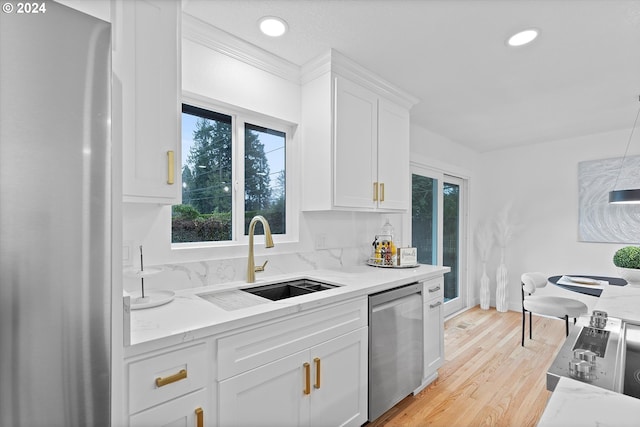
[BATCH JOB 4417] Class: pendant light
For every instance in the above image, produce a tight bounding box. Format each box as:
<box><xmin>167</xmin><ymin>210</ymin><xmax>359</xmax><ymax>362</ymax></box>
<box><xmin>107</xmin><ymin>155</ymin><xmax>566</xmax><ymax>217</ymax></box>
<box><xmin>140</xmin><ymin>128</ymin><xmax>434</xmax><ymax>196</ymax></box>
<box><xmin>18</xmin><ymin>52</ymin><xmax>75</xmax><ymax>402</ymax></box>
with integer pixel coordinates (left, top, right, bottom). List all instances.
<box><xmin>609</xmin><ymin>96</ymin><xmax>640</xmax><ymax>204</ymax></box>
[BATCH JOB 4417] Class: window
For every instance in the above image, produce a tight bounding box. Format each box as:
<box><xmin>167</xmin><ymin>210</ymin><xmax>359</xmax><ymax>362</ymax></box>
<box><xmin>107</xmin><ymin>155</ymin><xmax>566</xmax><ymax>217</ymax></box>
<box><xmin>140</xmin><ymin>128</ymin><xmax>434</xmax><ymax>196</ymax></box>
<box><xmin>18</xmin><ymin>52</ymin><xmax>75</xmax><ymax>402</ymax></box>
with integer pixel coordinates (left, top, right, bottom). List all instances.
<box><xmin>172</xmin><ymin>103</ymin><xmax>289</xmax><ymax>244</ymax></box>
<box><xmin>243</xmin><ymin>123</ymin><xmax>286</xmax><ymax>235</ymax></box>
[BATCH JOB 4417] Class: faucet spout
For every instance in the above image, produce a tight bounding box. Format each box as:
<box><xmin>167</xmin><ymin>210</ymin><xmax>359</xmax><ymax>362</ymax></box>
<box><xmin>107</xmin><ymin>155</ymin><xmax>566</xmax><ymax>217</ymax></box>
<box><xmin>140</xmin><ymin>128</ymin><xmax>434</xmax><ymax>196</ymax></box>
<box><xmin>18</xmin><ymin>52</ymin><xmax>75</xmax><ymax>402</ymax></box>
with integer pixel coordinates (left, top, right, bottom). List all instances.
<box><xmin>247</xmin><ymin>215</ymin><xmax>274</xmax><ymax>283</ymax></box>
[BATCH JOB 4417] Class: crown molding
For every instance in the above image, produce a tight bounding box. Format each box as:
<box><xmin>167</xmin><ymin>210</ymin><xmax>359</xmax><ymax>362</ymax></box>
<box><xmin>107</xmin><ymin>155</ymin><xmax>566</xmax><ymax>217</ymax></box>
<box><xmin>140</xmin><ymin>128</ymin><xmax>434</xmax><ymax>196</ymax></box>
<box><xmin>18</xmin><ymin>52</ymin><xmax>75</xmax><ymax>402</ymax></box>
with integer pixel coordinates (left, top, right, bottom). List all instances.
<box><xmin>182</xmin><ymin>13</ymin><xmax>301</xmax><ymax>83</ymax></box>
<box><xmin>182</xmin><ymin>15</ymin><xmax>419</xmax><ymax>109</ymax></box>
<box><xmin>301</xmin><ymin>49</ymin><xmax>419</xmax><ymax>109</ymax></box>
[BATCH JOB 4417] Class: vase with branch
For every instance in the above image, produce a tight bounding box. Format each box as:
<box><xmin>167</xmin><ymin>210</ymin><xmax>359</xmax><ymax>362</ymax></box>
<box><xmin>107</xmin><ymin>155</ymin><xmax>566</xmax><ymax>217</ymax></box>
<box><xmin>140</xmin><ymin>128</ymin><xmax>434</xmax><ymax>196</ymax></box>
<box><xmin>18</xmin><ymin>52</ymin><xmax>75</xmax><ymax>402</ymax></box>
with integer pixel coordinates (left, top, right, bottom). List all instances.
<box><xmin>495</xmin><ymin>204</ymin><xmax>516</xmax><ymax>313</ymax></box>
<box><xmin>475</xmin><ymin>221</ymin><xmax>493</xmax><ymax>310</ymax></box>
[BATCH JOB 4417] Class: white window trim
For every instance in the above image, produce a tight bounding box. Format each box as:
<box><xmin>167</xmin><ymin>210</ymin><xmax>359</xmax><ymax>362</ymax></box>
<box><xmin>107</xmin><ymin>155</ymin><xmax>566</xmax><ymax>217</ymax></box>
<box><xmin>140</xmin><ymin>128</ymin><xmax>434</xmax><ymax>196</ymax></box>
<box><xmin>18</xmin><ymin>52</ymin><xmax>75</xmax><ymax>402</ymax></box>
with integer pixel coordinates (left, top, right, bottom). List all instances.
<box><xmin>173</xmin><ymin>91</ymin><xmax>299</xmax><ymax>250</ymax></box>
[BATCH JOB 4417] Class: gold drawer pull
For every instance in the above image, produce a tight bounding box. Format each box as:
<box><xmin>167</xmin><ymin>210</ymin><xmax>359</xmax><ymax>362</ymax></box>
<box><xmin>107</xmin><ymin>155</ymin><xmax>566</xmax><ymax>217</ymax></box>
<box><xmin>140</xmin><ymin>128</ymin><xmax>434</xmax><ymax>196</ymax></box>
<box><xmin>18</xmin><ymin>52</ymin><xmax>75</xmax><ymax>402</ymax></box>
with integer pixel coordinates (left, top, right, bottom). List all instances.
<box><xmin>380</xmin><ymin>182</ymin><xmax>385</xmax><ymax>202</ymax></box>
<box><xmin>373</xmin><ymin>182</ymin><xmax>379</xmax><ymax>201</ymax></box>
<box><xmin>314</xmin><ymin>357</ymin><xmax>321</xmax><ymax>389</ymax></box>
<box><xmin>167</xmin><ymin>150</ymin><xmax>175</xmax><ymax>185</ymax></box>
<box><xmin>155</xmin><ymin>368</ymin><xmax>187</xmax><ymax>388</ymax></box>
<box><xmin>195</xmin><ymin>407</ymin><xmax>203</xmax><ymax>427</ymax></box>
<box><xmin>303</xmin><ymin>362</ymin><xmax>311</xmax><ymax>395</ymax></box>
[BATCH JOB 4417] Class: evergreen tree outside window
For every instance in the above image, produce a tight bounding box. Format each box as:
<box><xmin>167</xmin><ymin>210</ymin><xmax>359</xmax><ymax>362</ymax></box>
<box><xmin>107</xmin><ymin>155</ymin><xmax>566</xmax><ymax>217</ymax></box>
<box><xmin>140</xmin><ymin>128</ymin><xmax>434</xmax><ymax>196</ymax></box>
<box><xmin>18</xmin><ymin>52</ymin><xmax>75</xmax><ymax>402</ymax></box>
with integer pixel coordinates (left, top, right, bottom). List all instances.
<box><xmin>244</xmin><ymin>123</ymin><xmax>285</xmax><ymax>235</ymax></box>
<box><xmin>172</xmin><ymin>104</ymin><xmax>287</xmax><ymax>244</ymax></box>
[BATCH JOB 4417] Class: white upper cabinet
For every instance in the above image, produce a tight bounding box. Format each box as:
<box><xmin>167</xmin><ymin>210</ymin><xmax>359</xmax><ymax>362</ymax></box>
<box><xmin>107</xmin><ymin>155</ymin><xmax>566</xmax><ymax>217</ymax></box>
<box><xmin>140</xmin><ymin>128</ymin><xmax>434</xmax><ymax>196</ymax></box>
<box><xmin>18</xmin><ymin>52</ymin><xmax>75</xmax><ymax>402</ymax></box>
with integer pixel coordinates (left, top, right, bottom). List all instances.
<box><xmin>334</xmin><ymin>76</ymin><xmax>378</xmax><ymax>209</ymax></box>
<box><xmin>301</xmin><ymin>50</ymin><xmax>417</xmax><ymax>212</ymax></box>
<box><xmin>113</xmin><ymin>0</ymin><xmax>181</xmax><ymax>204</ymax></box>
<box><xmin>377</xmin><ymin>97</ymin><xmax>411</xmax><ymax>211</ymax></box>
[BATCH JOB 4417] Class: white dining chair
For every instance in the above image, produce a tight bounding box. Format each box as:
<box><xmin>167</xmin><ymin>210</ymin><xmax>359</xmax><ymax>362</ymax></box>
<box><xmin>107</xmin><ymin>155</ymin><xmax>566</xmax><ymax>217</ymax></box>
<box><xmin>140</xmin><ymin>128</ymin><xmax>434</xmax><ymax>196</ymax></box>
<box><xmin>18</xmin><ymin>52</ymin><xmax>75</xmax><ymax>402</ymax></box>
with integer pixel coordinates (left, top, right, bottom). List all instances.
<box><xmin>521</xmin><ymin>272</ymin><xmax>588</xmax><ymax>347</ymax></box>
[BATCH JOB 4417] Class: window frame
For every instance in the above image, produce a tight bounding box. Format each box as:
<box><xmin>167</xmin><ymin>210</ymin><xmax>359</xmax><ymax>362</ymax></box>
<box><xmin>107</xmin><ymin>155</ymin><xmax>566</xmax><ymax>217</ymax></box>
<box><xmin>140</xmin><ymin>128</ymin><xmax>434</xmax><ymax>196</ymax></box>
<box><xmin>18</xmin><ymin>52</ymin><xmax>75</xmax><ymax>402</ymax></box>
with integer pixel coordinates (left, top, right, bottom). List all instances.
<box><xmin>173</xmin><ymin>93</ymin><xmax>299</xmax><ymax>249</ymax></box>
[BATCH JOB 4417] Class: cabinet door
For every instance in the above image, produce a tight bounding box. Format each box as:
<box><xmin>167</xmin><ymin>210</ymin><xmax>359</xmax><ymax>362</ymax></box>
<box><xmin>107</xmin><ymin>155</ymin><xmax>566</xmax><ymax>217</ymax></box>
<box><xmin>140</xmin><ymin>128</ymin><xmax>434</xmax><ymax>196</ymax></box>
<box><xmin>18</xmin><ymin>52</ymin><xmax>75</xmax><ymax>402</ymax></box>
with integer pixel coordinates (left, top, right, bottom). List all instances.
<box><xmin>219</xmin><ymin>351</ymin><xmax>309</xmax><ymax>427</ymax></box>
<box><xmin>334</xmin><ymin>76</ymin><xmax>378</xmax><ymax>209</ymax></box>
<box><xmin>377</xmin><ymin>98</ymin><xmax>410</xmax><ymax>211</ymax></box>
<box><xmin>115</xmin><ymin>0</ymin><xmax>181</xmax><ymax>204</ymax></box>
<box><xmin>310</xmin><ymin>328</ymin><xmax>368</xmax><ymax>427</ymax></box>
<box><xmin>130</xmin><ymin>389</ymin><xmax>208</xmax><ymax>427</ymax></box>
<box><xmin>424</xmin><ymin>280</ymin><xmax>445</xmax><ymax>379</ymax></box>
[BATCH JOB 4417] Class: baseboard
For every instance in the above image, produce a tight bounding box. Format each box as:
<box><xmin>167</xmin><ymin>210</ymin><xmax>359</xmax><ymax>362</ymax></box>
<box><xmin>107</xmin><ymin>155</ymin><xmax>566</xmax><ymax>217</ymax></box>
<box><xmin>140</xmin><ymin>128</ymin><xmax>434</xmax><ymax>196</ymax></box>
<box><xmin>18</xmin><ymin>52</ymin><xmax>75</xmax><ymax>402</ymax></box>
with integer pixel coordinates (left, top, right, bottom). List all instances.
<box><xmin>414</xmin><ymin>371</ymin><xmax>439</xmax><ymax>394</ymax></box>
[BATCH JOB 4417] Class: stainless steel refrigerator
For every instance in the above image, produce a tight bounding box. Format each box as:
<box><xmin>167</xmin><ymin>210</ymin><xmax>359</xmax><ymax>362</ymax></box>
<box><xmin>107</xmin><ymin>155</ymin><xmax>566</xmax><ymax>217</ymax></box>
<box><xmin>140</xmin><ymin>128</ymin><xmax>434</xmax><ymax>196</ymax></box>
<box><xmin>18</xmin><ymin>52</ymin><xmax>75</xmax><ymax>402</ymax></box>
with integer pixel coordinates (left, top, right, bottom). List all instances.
<box><xmin>0</xmin><ymin>2</ymin><xmax>112</xmax><ymax>426</ymax></box>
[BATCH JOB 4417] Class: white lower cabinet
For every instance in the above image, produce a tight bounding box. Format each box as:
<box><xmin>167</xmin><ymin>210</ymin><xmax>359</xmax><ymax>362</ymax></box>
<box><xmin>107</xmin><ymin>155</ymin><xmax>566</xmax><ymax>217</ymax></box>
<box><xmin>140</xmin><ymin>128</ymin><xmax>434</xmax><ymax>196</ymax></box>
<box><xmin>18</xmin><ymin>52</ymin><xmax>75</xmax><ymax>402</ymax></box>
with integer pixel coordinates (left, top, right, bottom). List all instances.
<box><xmin>126</xmin><ymin>298</ymin><xmax>372</xmax><ymax>427</ymax></box>
<box><xmin>217</xmin><ymin>298</ymin><xmax>368</xmax><ymax>427</ymax></box>
<box><xmin>219</xmin><ymin>328</ymin><xmax>367</xmax><ymax>427</ymax></box>
<box><xmin>423</xmin><ymin>277</ymin><xmax>445</xmax><ymax>382</ymax></box>
<box><xmin>220</xmin><ymin>350</ymin><xmax>308</xmax><ymax>427</ymax></box>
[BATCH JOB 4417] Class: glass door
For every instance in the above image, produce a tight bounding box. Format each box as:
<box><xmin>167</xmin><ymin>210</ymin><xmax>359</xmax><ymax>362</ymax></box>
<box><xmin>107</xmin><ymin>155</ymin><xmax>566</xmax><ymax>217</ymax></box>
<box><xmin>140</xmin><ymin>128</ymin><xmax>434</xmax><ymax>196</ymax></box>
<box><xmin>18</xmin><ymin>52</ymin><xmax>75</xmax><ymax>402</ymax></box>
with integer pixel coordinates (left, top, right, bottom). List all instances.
<box><xmin>411</xmin><ymin>173</ymin><xmax>438</xmax><ymax>265</ymax></box>
<box><xmin>443</xmin><ymin>176</ymin><xmax>464</xmax><ymax>314</ymax></box>
<box><xmin>410</xmin><ymin>167</ymin><xmax>466</xmax><ymax>317</ymax></box>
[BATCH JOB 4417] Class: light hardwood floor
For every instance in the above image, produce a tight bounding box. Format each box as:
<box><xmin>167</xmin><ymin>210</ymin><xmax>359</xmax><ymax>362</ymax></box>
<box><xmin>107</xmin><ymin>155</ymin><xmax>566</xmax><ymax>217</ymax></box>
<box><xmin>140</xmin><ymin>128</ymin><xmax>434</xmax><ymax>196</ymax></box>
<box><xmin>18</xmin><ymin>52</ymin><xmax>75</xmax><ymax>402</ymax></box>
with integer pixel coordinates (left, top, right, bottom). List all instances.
<box><xmin>369</xmin><ymin>306</ymin><xmax>567</xmax><ymax>427</ymax></box>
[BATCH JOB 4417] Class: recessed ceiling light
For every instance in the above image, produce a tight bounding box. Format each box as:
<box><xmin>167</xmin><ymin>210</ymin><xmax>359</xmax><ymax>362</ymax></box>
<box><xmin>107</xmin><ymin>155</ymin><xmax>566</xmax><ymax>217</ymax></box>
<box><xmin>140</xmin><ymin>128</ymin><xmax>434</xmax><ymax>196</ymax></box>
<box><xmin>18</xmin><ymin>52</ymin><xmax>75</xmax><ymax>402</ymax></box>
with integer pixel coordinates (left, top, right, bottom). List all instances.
<box><xmin>507</xmin><ymin>28</ymin><xmax>539</xmax><ymax>47</ymax></box>
<box><xmin>259</xmin><ymin>16</ymin><xmax>288</xmax><ymax>37</ymax></box>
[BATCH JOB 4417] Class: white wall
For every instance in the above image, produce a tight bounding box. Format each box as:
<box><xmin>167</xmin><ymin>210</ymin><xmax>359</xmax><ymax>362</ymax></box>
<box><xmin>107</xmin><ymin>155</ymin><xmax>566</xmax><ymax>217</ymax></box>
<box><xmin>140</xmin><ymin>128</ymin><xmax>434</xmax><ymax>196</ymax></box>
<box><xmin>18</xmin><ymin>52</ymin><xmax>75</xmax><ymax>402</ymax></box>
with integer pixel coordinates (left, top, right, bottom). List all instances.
<box><xmin>182</xmin><ymin>38</ymin><xmax>301</xmax><ymax>125</ymax></box>
<box><xmin>127</xmin><ymin>18</ymin><xmax>640</xmax><ymax>317</ymax></box>
<box><xmin>410</xmin><ymin>124</ymin><xmax>477</xmax><ymax>175</ymax></box>
<box><xmin>409</xmin><ymin>123</ymin><xmax>640</xmax><ymax>315</ymax></box>
<box><xmin>473</xmin><ymin>129</ymin><xmax>640</xmax><ymax>312</ymax></box>
<box><xmin>409</xmin><ymin>124</ymin><xmax>479</xmax><ymax>309</ymax></box>
<box><xmin>123</xmin><ymin>34</ymin><xmax>399</xmax><ymax>276</ymax></box>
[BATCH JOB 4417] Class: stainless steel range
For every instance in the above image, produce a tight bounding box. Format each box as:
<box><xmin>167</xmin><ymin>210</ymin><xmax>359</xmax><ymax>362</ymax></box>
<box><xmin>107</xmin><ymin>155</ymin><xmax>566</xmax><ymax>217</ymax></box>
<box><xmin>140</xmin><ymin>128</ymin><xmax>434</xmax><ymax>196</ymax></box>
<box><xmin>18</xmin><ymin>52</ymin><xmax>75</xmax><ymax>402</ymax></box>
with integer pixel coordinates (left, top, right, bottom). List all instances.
<box><xmin>547</xmin><ymin>310</ymin><xmax>640</xmax><ymax>399</ymax></box>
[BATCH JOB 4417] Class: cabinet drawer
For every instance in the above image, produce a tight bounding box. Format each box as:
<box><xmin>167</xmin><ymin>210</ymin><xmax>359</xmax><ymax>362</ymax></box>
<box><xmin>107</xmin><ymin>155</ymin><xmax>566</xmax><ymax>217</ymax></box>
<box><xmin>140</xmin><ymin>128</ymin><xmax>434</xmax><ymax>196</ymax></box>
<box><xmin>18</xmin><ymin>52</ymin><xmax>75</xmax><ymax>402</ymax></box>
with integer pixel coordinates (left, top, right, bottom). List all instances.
<box><xmin>130</xmin><ymin>389</ymin><xmax>208</xmax><ymax>427</ymax></box>
<box><xmin>129</xmin><ymin>342</ymin><xmax>207</xmax><ymax>414</ymax></box>
<box><xmin>218</xmin><ymin>298</ymin><xmax>367</xmax><ymax>380</ymax></box>
<box><xmin>424</xmin><ymin>277</ymin><xmax>444</xmax><ymax>300</ymax></box>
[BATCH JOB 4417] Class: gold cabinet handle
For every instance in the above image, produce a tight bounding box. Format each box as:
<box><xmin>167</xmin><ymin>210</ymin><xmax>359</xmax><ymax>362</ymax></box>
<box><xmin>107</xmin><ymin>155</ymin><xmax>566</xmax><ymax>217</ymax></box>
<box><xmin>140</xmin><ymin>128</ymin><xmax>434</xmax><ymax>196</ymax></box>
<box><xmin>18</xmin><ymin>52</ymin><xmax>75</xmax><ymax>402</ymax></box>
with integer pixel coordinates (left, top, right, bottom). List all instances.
<box><xmin>155</xmin><ymin>368</ymin><xmax>187</xmax><ymax>388</ymax></box>
<box><xmin>167</xmin><ymin>150</ymin><xmax>175</xmax><ymax>185</ymax></box>
<box><xmin>380</xmin><ymin>182</ymin><xmax>385</xmax><ymax>202</ymax></box>
<box><xmin>373</xmin><ymin>182</ymin><xmax>379</xmax><ymax>201</ymax></box>
<box><xmin>303</xmin><ymin>362</ymin><xmax>311</xmax><ymax>395</ymax></box>
<box><xmin>314</xmin><ymin>357</ymin><xmax>321</xmax><ymax>389</ymax></box>
<box><xmin>195</xmin><ymin>407</ymin><xmax>203</xmax><ymax>427</ymax></box>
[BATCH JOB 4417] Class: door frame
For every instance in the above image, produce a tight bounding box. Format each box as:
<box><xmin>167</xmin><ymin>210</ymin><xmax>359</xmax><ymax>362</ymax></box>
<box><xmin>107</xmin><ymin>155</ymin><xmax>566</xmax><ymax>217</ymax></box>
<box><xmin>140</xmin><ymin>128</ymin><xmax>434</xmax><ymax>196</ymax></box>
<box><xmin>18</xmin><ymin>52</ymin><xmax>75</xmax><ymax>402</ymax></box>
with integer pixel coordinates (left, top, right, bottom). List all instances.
<box><xmin>442</xmin><ymin>174</ymin><xmax>467</xmax><ymax>316</ymax></box>
<box><xmin>405</xmin><ymin>163</ymin><xmax>470</xmax><ymax>318</ymax></box>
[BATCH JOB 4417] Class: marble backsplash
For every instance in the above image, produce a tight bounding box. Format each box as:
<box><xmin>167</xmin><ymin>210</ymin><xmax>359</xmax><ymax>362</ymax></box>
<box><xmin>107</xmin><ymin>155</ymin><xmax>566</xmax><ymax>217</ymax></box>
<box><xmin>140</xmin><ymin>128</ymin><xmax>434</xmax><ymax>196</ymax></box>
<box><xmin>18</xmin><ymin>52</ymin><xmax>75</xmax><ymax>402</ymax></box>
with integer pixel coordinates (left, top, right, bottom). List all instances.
<box><xmin>123</xmin><ymin>245</ymin><xmax>372</xmax><ymax>293</ymax></box>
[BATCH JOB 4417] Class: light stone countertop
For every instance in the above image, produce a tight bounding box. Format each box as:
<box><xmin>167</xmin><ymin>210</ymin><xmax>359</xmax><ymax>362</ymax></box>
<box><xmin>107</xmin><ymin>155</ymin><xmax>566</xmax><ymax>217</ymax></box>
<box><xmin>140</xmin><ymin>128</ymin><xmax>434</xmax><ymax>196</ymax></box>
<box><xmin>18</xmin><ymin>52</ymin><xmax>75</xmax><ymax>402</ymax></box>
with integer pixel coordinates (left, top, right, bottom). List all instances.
<box><xmin>125</xmin><ymin>264</ymin><xmax>449</xmax><ymax>356</ymax></box>
<box><xmin>537</xmin><ymin>377</ymin><xmax>640</xmax><ymax>427</ymax></box>
<box><xmin>537</xmin><ymin>283</ymin><xmax>640</xmax><ymax>426</ymax></box>
<box><xmin>593</xmin><ymin>283</ymin><xmax>640</xmax><ymax>324</ymax></box>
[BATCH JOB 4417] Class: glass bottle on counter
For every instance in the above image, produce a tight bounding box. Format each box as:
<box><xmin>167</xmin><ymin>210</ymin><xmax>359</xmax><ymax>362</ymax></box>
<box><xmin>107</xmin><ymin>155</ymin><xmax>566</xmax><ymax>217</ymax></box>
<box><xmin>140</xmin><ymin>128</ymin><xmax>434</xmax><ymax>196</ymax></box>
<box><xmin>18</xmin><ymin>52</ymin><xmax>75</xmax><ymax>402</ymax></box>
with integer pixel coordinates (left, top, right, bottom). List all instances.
<box><xmin>379</xmin><ymin>219</ymin><xmax>396</xmax><ymax>266</ymax></box>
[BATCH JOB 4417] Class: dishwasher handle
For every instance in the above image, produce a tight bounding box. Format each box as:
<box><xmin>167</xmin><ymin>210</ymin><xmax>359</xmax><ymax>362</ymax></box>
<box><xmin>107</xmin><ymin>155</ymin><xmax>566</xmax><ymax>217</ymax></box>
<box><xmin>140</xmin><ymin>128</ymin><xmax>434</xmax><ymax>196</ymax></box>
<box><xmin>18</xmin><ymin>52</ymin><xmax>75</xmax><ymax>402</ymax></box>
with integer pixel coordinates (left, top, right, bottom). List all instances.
<box><xmin>369</xmin><ymin>282</ymin><xmax>422</xmax><ymax>306</ymax></box>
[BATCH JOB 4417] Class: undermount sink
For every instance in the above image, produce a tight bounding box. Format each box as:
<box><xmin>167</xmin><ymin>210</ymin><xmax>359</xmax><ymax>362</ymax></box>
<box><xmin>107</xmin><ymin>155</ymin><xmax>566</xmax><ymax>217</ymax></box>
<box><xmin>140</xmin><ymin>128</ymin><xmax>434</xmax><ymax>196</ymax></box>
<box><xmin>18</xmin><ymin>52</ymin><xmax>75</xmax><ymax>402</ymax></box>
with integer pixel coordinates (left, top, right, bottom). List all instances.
<box><xmin>241</xmin><ymin>279</ymin><xmax>339</xmax><ymax>301</ymax></box>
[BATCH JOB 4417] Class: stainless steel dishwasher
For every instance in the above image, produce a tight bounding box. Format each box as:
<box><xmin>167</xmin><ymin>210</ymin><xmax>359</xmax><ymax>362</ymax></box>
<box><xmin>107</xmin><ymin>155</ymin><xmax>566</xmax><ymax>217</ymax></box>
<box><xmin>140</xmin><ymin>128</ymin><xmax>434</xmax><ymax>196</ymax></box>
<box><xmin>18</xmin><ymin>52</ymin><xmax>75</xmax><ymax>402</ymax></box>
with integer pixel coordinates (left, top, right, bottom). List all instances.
<box><xmin>368</xmin><ymin>282</ymin><xmax>423</xmax><ymax>421</ymax></box>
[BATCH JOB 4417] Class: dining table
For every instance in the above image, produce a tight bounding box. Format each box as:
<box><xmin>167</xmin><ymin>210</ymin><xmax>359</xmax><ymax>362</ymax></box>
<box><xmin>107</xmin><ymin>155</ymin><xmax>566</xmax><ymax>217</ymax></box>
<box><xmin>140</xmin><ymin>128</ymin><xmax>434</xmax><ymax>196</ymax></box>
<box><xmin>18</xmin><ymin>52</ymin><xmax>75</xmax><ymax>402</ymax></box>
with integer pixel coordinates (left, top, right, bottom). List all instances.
<box><xmin>548</xmin><ymin>274</ymin><xmax>627</xmax><ymax>297</ymax></box>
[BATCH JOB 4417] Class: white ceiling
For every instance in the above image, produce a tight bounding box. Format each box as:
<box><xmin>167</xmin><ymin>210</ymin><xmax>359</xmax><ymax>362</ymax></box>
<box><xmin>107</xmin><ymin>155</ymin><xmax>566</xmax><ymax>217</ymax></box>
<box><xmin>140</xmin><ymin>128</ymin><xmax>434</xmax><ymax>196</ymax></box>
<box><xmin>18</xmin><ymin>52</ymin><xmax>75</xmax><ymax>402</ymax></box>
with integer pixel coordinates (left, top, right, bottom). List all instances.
<box><xmin>182</xmin><ymin>0</ymin><xmax>640</xmax><ymax>153</ymax></box>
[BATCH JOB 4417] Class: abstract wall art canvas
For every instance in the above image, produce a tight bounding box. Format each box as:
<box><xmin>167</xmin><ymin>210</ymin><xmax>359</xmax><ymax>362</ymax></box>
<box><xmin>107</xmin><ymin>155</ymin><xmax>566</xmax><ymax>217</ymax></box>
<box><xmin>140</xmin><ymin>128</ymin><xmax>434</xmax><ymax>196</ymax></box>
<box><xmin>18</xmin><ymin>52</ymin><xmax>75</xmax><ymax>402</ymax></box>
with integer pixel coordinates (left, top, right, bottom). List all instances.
<box><xmin>578</xmin><ymin>155</ymin><xmax>640</xmax><ymax>243</ymax></box>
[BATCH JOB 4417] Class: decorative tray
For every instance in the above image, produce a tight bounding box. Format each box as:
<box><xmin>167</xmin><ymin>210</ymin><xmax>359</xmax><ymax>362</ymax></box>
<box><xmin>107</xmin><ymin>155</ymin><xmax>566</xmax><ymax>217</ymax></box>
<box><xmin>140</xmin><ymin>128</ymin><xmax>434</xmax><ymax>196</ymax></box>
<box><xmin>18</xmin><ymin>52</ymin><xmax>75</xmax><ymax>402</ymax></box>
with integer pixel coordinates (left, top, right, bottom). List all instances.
<box><xmin>366</xmin><ymin>259</ymin><xmax>419</xmax><ymax>269</ymax></box>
